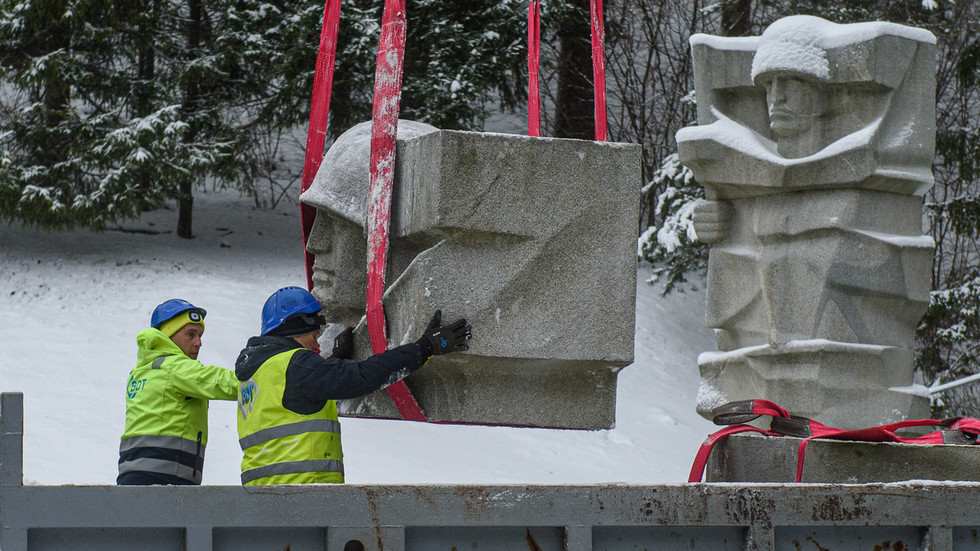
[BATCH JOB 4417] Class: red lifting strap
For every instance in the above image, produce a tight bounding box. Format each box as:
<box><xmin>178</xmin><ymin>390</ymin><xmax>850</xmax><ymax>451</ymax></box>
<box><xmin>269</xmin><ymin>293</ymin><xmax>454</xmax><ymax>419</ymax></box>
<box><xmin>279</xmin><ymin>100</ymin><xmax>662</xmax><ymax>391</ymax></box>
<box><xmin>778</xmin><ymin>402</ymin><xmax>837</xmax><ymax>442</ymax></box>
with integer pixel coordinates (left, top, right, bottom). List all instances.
<box><xmin>300</xmin><ymin>0</ymin><xmax>343</xmax><ymax>290</ymax></box>
<box><xmin>773</xmin><ymin>415</ymin><xmax>980</xmax><ymax>482</ymax></box>
<box><xmin>526</xmin><ymin>0</ymin><xmax>607</xmax><ymax>141</ymax></box>
<box><xmin>366</xmin><ymin>0</ymin><xmax>427</xmax><ymax>422</ymax></box>
<box><xmin>688</xmin><ymin>399</ymin><xmax>980</xmax><ymax>483</ymax></box>
<box><xmin>301</xmin><ymin>0</ymin><xmax>425</xmax><ymax>422</ymax></box>
<box><xmin>687</xmin><ymin>399</ymin><xmax>790</xmax><ymax>482</ymax></box>
<box><xmin>590</xmin><ymin>0</ymin><xmax>607</xmax><ymax>141</ymax></box>
<box><xmin>709</xmin><ymin>399</ymin><xmax>791</xmax><ymax>425</ymax></box>
<box><xmin>527</xmin><ymin>0</ymin><xmax>541</xmax><ymax>137</ymax></box>
<box><xmin>687</xmin><ymin>423</ymin><xmax>779</xmax><ymax>483</ymax></box>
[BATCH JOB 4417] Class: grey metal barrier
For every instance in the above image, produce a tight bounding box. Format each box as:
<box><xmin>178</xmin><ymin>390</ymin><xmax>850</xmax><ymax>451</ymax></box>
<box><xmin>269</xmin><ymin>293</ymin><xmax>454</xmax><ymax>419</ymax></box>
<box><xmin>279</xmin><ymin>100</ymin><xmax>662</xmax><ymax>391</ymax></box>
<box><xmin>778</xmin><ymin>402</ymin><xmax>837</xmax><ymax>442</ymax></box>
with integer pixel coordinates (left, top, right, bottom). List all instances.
<box><xmin>2</xmin><ymin>392</ymin><xmax>978</xmax><ymax>551</ymax></box>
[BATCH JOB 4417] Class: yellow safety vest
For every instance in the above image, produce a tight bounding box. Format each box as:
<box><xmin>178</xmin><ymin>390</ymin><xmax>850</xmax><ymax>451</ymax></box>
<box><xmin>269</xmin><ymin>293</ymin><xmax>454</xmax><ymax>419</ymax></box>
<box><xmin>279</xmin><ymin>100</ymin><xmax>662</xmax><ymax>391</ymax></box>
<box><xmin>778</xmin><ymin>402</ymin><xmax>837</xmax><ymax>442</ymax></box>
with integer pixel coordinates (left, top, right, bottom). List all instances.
<box><xmin>119</xmin><ymin>328</ymin><xmax>238</xmax><ymax>484</ymax></box>
<box><xmin>237</xmin><ymin>348</ymin><xmax>344</xmax><ymax>485</ymax></box>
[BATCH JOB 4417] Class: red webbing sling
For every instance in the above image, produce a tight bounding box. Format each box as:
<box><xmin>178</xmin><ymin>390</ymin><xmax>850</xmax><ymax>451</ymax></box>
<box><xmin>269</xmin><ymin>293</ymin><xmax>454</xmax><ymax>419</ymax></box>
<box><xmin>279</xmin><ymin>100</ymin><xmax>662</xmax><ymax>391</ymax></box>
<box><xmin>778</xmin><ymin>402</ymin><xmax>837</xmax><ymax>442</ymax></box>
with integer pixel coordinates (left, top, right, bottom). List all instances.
<box><xmin>300</xmin><ymin>0</ymin><xmax>425</xmax><ymax>421</ymax></box>
<box><xmin>590</xmin><ymin>0</ymin><xmax>607</xmax><ymax>141</ymax></box>
<box><xmin>365</xmin><ymin>0</ymin><xmax>427</xmax><ymax>421</ymax></box>
<box><xmin>772</xmin><ymin>413</ymin><xmax>980</xmax><ymax>482</ymax></box>
<box><xmin>688</xmin><ymin>399</ymin><xmax>980</xmax><ymax>483</ymax></box>
<box><xmin>687</xmin><ymin>423</ymin><xmax>779</xmax><ymax>483</ymax></box>
<box><xmin>526</xmin><ymin>0</ymin><xmax>607</xmax><ymax>141</ymax></box>
<box><xmin>527</xmin><ymin>0</ymin><xmax>541</xmax><ymax>136</ymax></box>
<box><xmin>300</xmin><ymin>0</ymin><xmax>343</xmax><ymax>290</ymax></box>
<box><xmin>687</xmin><ymin>399</ymin><xmax>788</xmax><ymax>482</ymax></box>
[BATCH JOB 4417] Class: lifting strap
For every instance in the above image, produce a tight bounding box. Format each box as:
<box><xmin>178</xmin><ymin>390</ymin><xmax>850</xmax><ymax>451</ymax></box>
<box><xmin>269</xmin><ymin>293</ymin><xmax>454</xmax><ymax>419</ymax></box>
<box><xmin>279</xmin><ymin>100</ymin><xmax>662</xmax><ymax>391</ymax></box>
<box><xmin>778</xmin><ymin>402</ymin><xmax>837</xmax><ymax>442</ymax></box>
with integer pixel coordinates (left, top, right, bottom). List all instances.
<box><xmin>364</xmin><ymin>0</ymin><xmax>427</xmax><ymax>421</ymax></box>
<box><xmin>526</xmin><ymin>0</ymin><xmax>607</xmax><ymax>141</ymax></box>
<box><xmin>300</xmin><ymin>0</ymin><xmax>343</xmax><ymax>291</ymax></box>
<box><xmin>299</xmin><ymin>0</ymin><xmax>424</xmax><ymax>421</ymax></box>
<box><xmin>527</xmin><ymin>0</ymin><xmax>541</xmax><ymax>137</ymax></box>
<box><xmin>688</xmin><ymin>399</ymin><xmax>980</xmax><ymax>483</ymax></box>
<box><xmin>590</xmin><ymin>0</ymin><xmax>607</xmax><ymax>141</ymax></box>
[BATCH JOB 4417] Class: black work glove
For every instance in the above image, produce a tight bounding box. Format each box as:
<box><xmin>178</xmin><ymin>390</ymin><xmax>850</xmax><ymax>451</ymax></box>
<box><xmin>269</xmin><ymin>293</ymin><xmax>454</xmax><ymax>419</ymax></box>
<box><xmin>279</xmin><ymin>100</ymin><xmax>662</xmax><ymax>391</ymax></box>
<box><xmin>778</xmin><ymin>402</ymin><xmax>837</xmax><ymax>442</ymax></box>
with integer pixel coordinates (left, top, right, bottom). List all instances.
<box><xmin>331</xmin><ymin>326</ymin><xmax>354</xmax><ymax>359</ymax></box>
<box><xmin>416</xmin><ymin>310</ymin><xmax>472</xmax><ymax>357</ymax></box>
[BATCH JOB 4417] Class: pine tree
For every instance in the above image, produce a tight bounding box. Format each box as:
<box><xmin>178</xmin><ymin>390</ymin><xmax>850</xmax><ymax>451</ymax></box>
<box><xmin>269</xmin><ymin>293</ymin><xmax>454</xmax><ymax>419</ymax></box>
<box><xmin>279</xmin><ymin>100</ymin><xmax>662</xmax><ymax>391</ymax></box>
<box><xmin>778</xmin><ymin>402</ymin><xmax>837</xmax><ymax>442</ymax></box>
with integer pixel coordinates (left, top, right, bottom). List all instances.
<box><xmin>0</xmin><ymin>0</ymin><xmax>240</xmax><ymax>235</ymax></box>
<box><xmin>0</xmin><ymin>0</ymin><xmax>529</xmax><ymax>234</ymax></box>
<box><xmin>908</xmin><ymin>1</ymin><xmax>980</xmax><ymax>415</ymax></box>
<box><xmin>637</xmin><ymin>151</ymin><xmax>707</xmax><ymax>294</ymax></box>
<box><xmin>626</xmin><ymin>0</ymin><xmax>755</xmax><ymax>281</ymax></box>
<box><xmin>326</xmin><ymin>0</ymin><xmax>528</xmax><ymax>137</ymax></box>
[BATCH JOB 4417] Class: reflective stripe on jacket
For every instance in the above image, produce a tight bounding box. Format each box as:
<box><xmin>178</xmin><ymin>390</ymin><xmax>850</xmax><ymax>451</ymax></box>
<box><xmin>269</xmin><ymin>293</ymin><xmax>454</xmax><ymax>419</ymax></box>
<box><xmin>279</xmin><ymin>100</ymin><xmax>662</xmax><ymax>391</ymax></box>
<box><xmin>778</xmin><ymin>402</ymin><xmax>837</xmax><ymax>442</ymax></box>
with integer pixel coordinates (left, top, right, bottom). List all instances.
<box><xmin>118</xmin><ymin>432</ymin><xmax>205</xmax><ymax>484</ymax></box>
<box><xmin>119</xmin><ymin>328</ymin><xmax>239</xmax><ymax>484</ymax></box>
<box><xmin>237</xmin><ymin>348</ymin><xmax>344</xmax><ymax>485</ymax></box>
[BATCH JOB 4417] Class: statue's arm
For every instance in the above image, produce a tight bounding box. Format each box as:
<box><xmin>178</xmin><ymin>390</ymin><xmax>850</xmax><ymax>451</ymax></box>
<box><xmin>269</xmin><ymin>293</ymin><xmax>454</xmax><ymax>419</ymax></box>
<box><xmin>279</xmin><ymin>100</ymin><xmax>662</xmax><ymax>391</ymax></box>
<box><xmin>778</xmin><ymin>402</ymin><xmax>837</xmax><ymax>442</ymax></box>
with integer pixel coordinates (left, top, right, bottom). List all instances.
<box><xmin>692</xmin><ymin>199</ymin><xmax>733</xmax><ymax>244</ymax></box>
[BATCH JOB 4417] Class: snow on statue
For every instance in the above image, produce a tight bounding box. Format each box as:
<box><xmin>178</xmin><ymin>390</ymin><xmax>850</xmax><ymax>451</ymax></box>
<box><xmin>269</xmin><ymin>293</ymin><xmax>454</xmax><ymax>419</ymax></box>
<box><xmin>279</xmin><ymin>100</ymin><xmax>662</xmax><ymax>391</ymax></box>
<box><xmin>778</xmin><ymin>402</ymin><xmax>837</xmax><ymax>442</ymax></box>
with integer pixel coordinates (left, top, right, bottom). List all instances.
<box><xmin>676</xmin><ymin>15</ymin><xmax>937</xmax><ymax>428</ymax></box>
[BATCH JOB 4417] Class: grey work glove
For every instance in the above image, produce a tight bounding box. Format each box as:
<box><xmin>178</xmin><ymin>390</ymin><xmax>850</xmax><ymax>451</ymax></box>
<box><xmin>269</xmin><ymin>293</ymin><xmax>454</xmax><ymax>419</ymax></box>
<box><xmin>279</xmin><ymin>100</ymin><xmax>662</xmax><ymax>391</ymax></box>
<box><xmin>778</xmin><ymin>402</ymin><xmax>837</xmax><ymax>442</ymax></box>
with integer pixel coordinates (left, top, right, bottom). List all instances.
<box><xmin>331</xmin><ymin>327</ymin><xmax>354</xmax><ymax>359</ymax></box>
<box><xmin>416</xmin><ymin>310</ymin><xmax>472</xmax><ymax>357</ymax></box>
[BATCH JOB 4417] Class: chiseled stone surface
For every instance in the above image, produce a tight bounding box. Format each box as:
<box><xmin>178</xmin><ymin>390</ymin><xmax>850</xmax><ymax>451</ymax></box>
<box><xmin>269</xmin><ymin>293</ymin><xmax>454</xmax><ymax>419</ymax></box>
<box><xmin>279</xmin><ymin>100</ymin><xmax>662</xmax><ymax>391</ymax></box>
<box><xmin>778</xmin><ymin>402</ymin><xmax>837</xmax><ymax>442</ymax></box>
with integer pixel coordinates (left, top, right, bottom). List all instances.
<box><xmin>301</xmin><ymin>121</ymin><xmax>641</xmax><ymax>429</ymax></box>
<box><xmin>677</xmin><ymin>15</ymin><xmax>937</xmax><ymax>429</ymax></box>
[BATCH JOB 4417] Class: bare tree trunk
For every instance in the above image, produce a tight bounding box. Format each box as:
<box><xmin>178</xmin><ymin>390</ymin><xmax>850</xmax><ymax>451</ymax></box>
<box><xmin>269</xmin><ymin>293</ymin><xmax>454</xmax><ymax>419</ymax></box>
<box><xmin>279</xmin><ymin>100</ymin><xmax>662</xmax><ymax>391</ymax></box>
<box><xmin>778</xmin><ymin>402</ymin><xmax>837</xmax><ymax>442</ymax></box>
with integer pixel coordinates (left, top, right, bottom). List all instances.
<box><xmin>177</xmin><ymin>0</ymin><xmax>203</xmax><ymax>239</ymax></box>
<box><xmin>553</xmin><ymin>0</ymin><xmax>594</xmax><ymax>139</ymax></box>
<box><xmin>135</xmin><ymin>3</ymin><xmax>156</xmax><ymax>117</ymax></box>
<box><xmin>720</xmin><ymin>0</ymin><xmax>752</xmax><ymax>36</ymax></box>
<box><xmin>37</xmin><ymin>0</ymin><xmax>71</xmax><ymax>167</ymax></box>
<box><xmin>178</xmin><ymin>178</ymin><xmax>194</xmax><ymax>238</ymax></box>
<box><xmin>133</xmin><ymin>0</ymin><xmax>158</xmax><ymax>205</ymax></box>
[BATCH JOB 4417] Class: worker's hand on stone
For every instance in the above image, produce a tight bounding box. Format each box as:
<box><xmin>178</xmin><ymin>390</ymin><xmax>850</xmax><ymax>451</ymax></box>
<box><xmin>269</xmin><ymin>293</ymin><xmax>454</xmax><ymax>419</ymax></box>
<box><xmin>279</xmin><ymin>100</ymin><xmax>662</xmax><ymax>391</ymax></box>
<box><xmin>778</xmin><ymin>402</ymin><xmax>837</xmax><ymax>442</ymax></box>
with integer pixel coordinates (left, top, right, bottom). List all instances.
<box><xmin>331</xmin><ymin>326</ymin><xmax>354</xmax><ymax>359</ymax></box>
<box><xmin>416</xmin><ymin>310</ymin><xmax>472</xmax><ymax>357</ymax></box>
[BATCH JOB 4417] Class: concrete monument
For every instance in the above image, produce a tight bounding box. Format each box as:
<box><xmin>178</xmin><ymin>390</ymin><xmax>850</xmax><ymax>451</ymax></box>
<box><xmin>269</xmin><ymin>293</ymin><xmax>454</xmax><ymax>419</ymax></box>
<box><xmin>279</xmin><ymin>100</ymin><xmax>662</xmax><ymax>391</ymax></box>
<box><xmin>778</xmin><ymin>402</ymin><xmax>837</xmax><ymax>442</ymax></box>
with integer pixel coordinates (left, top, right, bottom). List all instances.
<box><xmin>300</xmin><ymin>121</ymin><xmax>641</xmax><ymax>429</ymax></box>
<box><xmin>677</xmin><ymin>15</ymin><xmax>936</xmax><ymax>428</ymax></box>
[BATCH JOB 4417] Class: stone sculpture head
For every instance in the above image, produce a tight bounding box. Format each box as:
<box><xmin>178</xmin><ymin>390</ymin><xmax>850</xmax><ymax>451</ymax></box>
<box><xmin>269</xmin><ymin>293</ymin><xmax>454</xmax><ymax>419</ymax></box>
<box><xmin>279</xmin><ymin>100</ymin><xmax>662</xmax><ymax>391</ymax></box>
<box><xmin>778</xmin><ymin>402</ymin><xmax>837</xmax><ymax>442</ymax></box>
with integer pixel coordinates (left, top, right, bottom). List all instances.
<box><xmin>306</xmin><ymin>211</ymin><xmax>367</xmax><ymax>325</ymax></box>
<box><xmin>299</xmin><ymin>120</ymin><xmax>439</xmax><ymax>326</ymax></box>
<box><xmin>760</xmin><ymin>75</ymin><xmax>826</xmax><ymax>150</ymax></box>
<box><xmin>750</xmin><ymin>15</ymin><xmax>833</xmax><ymax>158</ymax></box>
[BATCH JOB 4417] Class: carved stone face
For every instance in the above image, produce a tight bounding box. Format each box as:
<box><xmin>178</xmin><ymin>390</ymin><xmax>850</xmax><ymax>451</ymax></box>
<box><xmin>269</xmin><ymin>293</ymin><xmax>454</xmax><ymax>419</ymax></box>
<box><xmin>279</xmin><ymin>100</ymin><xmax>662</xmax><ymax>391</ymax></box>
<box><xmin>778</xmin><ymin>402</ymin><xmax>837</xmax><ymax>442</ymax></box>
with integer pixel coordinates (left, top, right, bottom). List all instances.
<box><xmin>306</xmin><ymin>211</ymin><xmax>367</xmax><ymax>326</ymax></box>
<box><xmin>763</xmin><ymin>74</ymin><xmax>828</xmax><ymax>158</ymax></box>
<box><xmin>299</xmin><ymin>120</ymin><xmax>439</xmax><ymax>327</ymax></box>
<box><xmin>766</xmin><ymin>76</ymin><xmax>822</xmax><ymax>136</ymax></box>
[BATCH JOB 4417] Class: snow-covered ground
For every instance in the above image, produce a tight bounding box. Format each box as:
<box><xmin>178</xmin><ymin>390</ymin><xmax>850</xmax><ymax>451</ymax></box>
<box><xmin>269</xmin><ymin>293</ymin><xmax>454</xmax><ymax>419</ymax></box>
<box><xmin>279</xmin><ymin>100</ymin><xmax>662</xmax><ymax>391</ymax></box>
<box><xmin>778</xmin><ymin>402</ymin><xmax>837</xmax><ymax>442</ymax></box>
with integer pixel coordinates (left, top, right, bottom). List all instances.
<box><xmin>0</xmin><ymin>188</ymin><xmax>716</xmax><ymax>486</ymax></box>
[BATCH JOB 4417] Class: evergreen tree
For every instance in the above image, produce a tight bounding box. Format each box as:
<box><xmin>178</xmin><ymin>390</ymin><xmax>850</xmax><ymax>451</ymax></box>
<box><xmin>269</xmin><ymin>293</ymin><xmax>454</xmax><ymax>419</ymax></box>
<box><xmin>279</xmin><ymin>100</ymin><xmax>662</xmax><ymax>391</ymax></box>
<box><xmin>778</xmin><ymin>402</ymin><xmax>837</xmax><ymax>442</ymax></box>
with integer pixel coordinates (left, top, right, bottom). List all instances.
<box><xmin>601</xmin><ymin>0</ymin><xmax>766</xmax><ymax>232</ymax></box>
<box><xmin>907</xmin><ymin>1</ymin><xmax>980</xmax><ymax>415</ymax></box>
<box><xmin>327</xmin><ymin>0</ymin><xmax>527</xmax><ymax>137</ymax></box>
<box><xmin>0</xmin><ymin>0</ymin><xmax>243</xmax><ymax>235</ymax></box>
<box><xmin>0</xmin><ymin>0</ymin><xmax>528</xmax><ymax>235</ymax></box>
<box><xmin>627</xmin><ymin>0</ymin><xmax>757</xmax><ymax>275</ymax></box>
<box><xmin>637</xmin><ymin>151</ymin><xmax>706</xmax><ymax>294</ymax></box>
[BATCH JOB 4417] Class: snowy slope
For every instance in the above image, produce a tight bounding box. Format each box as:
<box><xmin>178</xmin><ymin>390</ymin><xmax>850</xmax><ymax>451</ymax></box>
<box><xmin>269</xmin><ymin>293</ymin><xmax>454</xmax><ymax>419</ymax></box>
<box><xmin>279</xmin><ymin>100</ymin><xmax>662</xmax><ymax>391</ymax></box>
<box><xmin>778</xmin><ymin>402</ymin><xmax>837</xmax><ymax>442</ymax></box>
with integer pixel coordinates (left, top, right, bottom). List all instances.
<box><xmin>0</xmin><ymin>189</ymin><xmax>716</xmax><ymax>485</ymax></box>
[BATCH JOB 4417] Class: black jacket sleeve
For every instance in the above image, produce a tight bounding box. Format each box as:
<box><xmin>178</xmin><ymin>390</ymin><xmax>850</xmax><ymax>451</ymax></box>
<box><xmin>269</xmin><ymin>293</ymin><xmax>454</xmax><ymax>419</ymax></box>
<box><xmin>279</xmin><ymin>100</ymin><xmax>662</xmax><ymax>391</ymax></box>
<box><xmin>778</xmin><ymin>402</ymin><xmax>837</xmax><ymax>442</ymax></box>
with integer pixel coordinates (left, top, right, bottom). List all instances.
<box><xmin>282</xmin><ymin>342</ymin><xmax>427</xmax><ymax>414</ymax></box>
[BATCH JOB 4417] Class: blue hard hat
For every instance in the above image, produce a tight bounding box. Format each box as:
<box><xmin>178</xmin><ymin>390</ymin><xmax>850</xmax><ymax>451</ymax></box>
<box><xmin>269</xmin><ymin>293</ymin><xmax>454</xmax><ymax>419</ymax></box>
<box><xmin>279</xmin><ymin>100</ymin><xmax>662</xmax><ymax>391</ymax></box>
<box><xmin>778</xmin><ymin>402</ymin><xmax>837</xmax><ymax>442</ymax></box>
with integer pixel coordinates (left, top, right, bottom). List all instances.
<box><xmin>261</xmin><ymin>286</ymin><xmax>323</xmax><ymax>336</ymax></box>
<box><xmin>151</xmin><ymin>299</ymin><xmax>207</xmax><ymax>329</ymax></box>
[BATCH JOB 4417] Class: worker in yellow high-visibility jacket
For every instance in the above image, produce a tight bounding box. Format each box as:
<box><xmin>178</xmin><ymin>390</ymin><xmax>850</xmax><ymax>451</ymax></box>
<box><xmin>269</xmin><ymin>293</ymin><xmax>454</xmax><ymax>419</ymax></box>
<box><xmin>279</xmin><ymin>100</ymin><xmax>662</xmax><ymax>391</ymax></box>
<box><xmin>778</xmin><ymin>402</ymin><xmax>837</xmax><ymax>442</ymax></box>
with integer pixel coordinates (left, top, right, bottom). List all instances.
<box><xmin>236</xmin><ymin>286</ymin><xmax>471</xmax><ymax>485</ymax></box>
<box><xmin>118</xmin><ymin>299</ymin><xmax>239</xmax><ymax>485</ymax></box>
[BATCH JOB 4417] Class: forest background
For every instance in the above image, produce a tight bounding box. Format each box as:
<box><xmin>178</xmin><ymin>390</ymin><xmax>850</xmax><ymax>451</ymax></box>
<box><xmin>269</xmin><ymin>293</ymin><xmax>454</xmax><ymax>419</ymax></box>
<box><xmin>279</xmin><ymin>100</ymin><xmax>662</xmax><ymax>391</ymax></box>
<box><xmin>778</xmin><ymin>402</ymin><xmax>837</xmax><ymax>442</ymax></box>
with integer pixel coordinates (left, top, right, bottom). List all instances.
<box><xmin>2</xmin><ymin>0</ymin><xmax>980</xmax><ymax>415</ymax></box>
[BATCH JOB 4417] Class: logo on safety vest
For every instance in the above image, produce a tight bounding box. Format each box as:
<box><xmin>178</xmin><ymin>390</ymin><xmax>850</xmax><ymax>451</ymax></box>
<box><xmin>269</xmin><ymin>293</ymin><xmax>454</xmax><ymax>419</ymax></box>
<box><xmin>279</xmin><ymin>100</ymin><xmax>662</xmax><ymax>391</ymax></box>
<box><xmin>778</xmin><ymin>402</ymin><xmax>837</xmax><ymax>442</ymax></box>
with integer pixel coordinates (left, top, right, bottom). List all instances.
<box><xmin>239</xmin><ymin>379</ymin><xmax>258</xmax><ymax>420</ymax></box>
<box><xmin>127</xmin><ymin>374</ymin><xmax>147</xmax><ymax>399</ymax></box>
